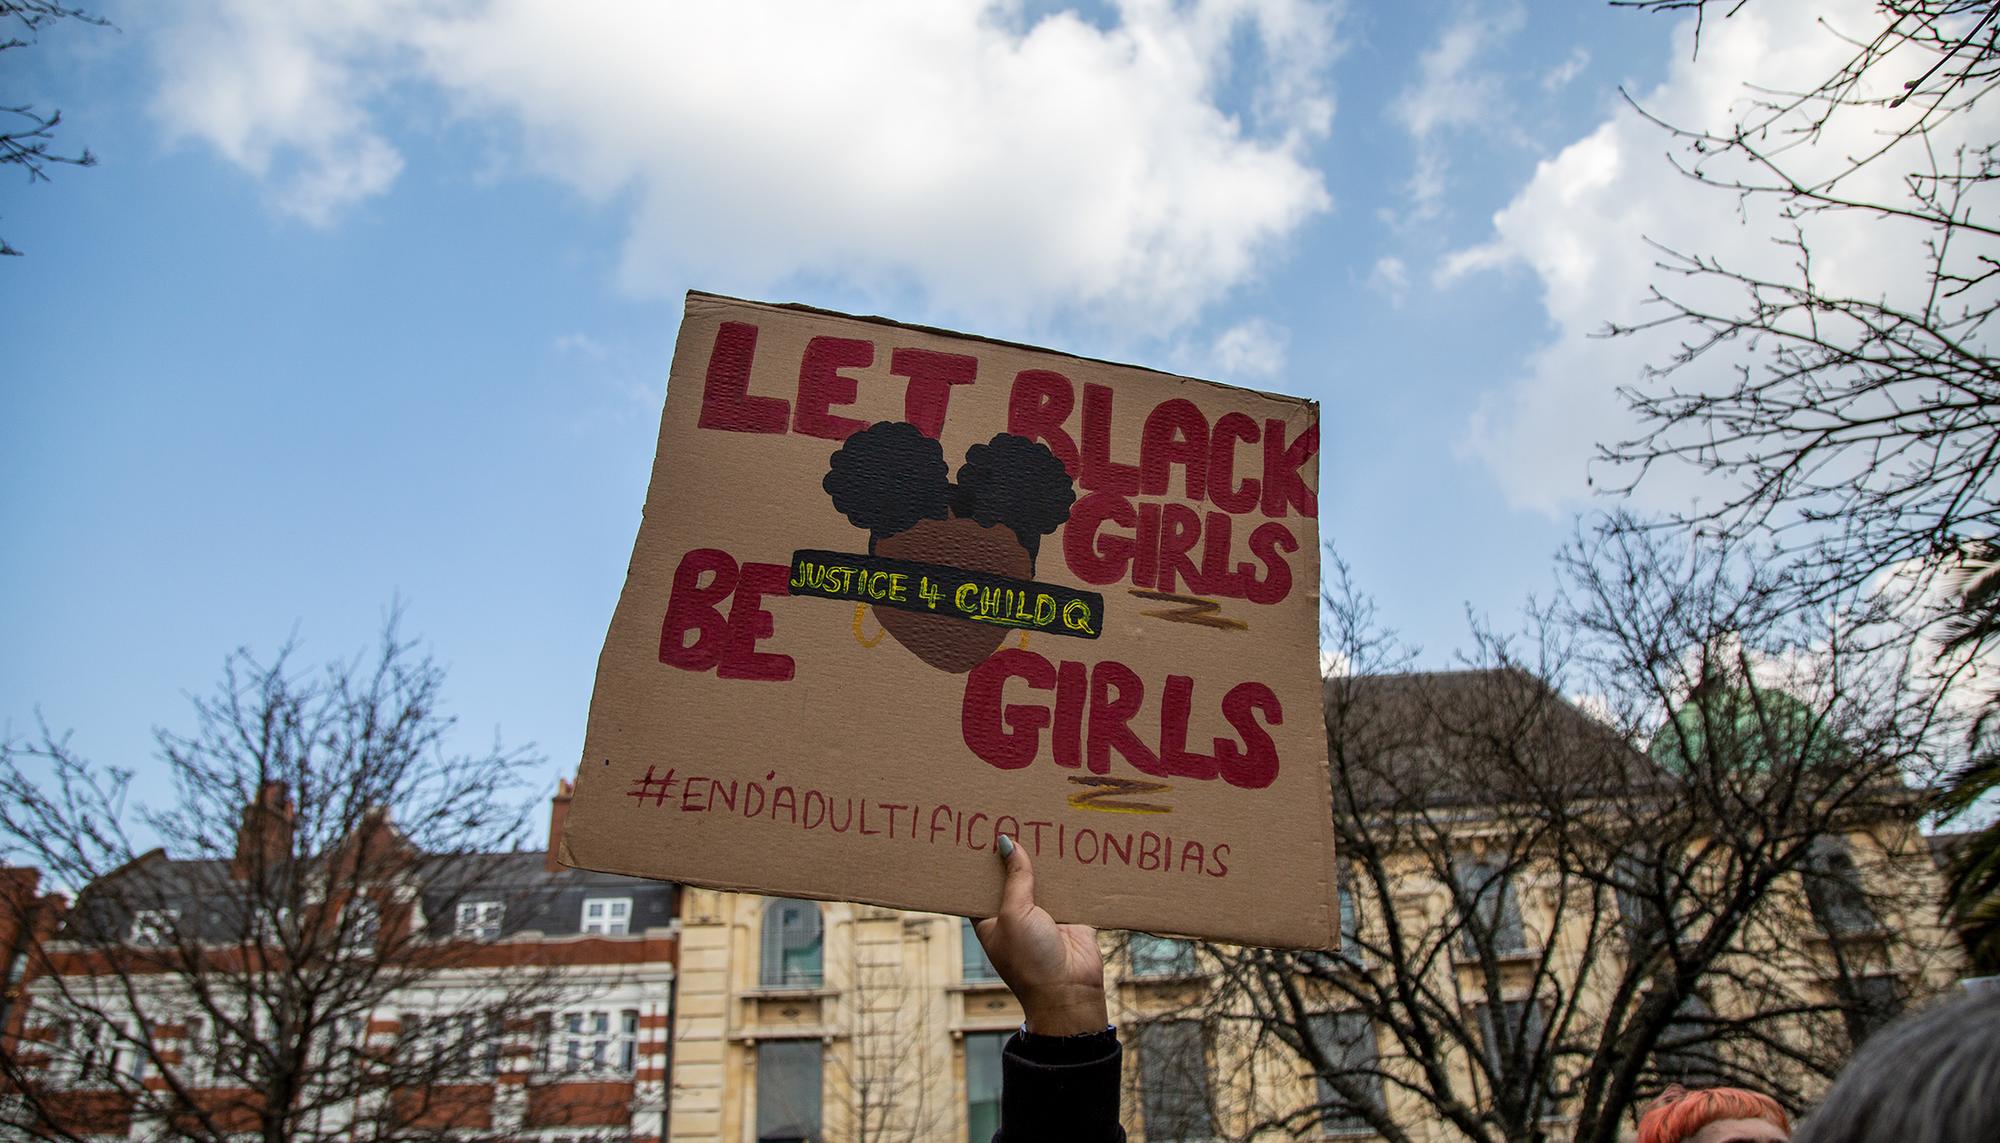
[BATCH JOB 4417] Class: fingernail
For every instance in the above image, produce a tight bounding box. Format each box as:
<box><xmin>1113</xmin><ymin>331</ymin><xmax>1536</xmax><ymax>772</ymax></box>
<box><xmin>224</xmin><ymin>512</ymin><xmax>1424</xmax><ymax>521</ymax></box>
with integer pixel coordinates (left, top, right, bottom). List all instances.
<box><xmin>997</xmin><ymin>835</ymin><xmax>1016</xmax><ymax>857</ymax></box>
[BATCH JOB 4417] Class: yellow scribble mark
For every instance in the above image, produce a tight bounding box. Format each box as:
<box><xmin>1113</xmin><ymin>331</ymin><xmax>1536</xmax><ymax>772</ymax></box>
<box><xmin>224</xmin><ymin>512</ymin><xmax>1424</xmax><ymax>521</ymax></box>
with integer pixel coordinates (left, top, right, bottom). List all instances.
<box><xmin>1067</xmin><ymin>776</ymin><xmax>1174</xmax><ymax>815</ymax></box>
<box><xmin>1128</xmin><ymin>590</ymin><xmax>1248</xmax><ymax>632</ymax></box>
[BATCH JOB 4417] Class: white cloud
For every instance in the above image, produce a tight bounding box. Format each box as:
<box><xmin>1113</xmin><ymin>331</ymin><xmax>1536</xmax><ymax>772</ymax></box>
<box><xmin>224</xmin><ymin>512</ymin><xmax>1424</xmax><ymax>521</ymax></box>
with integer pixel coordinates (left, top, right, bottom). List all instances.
<box><xmin>149</xmin><ymin>0</ymin><xmax>413</xmax><ymax>225</ymax></box>
<box><xmin>145</xmin><ymin>0</ymin><xmax>1340</xmax><ymax>335</ymax></box>
<box><xmin>1540</xmin><ymin>46</ymin><xmax>1589</xmax><ymax>92</ymax></box>
<box><xmin>1368</xmin><ymin>254</ymin><xmax>1408</xmax><ymax>306</ymax></box>
<box><xmin>1211</xmin><ymin>317</ymin><xmax>1288</xmax><ymax>379</ymax></box>
<box><xmin>1445</xmin><ymin>0</ymin><xmax>2000</xmax><ymax>515</ymax></box>
<box><xmin>552</xmin><ymin>333</ymin><xmax>607</xmax><ymax>360</ymax></box>
<box><xmin>1432</xmin><ymin>239</ymin><xmax>1509</xmax><ymax>287</ymax></box>
<box><xmin>1390</xmin><ymin>3</ymin><xmax>1522</xmax><ymax>222</ymax></box>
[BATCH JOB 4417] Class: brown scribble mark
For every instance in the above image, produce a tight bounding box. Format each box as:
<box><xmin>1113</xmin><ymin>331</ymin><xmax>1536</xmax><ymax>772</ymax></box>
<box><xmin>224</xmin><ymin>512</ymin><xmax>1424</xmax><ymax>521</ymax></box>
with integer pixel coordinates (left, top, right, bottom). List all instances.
<box><xmin>1067</xmin><ymin>776</ymin><xmax>1174</xmax><ymax>815</ymax></box>
<box><xmin>1127</xmin><ymin>589</ymin><xmax>1249</xmax><ymax>631</ymax></box>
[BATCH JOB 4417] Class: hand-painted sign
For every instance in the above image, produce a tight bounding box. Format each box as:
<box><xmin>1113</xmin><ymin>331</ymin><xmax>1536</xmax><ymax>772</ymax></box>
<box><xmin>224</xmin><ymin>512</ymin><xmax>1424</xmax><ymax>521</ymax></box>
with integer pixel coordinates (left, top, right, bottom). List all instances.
<box><xmin>563</xmin><ymin>293</ymin><xmax>1337</xmax><ymax>949</ymax></box>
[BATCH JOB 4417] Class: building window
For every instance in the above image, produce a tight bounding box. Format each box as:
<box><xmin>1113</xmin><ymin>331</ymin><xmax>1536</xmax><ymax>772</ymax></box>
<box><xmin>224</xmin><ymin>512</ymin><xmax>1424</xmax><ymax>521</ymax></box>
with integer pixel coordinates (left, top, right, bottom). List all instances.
<box><xmin>1613</xmin><ymin>850</ymin><xmax>1664</xmax><ymax>945</ymax></box>
<box><xmin>545</xmin><ymin>1009</ymin><xmax>637</xmax><ymax>1076</ymax></box>
<box><xmin>455</xmin><ymin>901</ymin><xmax>505</xmax><ymax>941</ymax></box>
<box><xmin>760</xmin><ymin>899</ymin><xmax>824</xmax><ymax>988</ymax></box>
<box><xmin>181</xmin><ymin>1017</ymin><xmax>208</xmax><ymax>1083</ymax></box>
<box><xmin>1803</xmin><ymin>838</ymin><xmax>1879</xmax><ymax>937</ymax></box>
<box><xmin>1129</xmin><ymin>934</ymin><xmax>1198</xmax><ymax>978</ymax></box>
<box><xmin>208</xmin><ymin>1014</ymin><xmax>258</xmax><ymax>1084</ymax></box>
<box><xmin>962</xmin><ymin>919</ymin><xmax>1000</xmax><ymax>982</ymax></box>
<box><xmin>1338</xmin><ymin>877</ymin><xmax>1363</xmax><ymax>963</ymax></box>
<box><xmin>621</xmin><ymin>1010</ymin><xmax>641</xmax><ymax>1072</ymax></box>
<box><xmin>756</xmin><ymin>1039</ymin><xmax>823</xmax><ymax>1142</ymax></box>
<box><xmin>64</xmin><ymin>1018</ymin><xmax>132</xmax><ymax>1087</ymax></box>
<box><xmin>964</xmin><ymin>1030</ymin><xmax>1006</xmax><ymax>1143</ymax></box>
<box><xmin>407</xmin><ymin>1012</ymin><xmax>503</xmax><ymax>1079</ymax></box>
<box><xmin>1838</xmin><ymin>973</ymin><xmax>1904</xmax><ymax>1048</ymax></box>
<box><xmin>254</xmin><ymin>906</ymin><xmax>294</xmax><ymax>946</ymax></box>
<box><xmin>1307</xmin><ymin>1011</ymin><xmax>1382</xmax><ymax>1136</ymax></box>
<box><xmin>130</xmin><ymin>908</ymin><xmax>178</xmax><ymax>946</ymax></box>
<box><xmin>1474</xmin><ymin>999</ymin><xmax>1559</xmax><ymax>1118</ymax></box>
<box><xmin>340</xmin><ymin>897</ymin><xmax>380</xmax><ymax>955</ymax></box>
<box><xmin>1653</xmin><ymin>993</ymin><xmax>1724</xmax><ymax>1087</ymax></box>
<box><xmin>1302</xmin><ymin>875</ymin><xmax>1364</xmax><ymax>974</ymax></box>
<box><xmin>1453</xmin><ymin>857</ymin><xmax>1528</xmax><ymax>958</ymax></box>
<box><xmin>313</xmin><ymin>1014</ymin><xmax>369</xmax><ymax>1077</ymax></box>
<box><xmin>1137</xmin><ymin>1020</ymin><xmax>1214</xmax><ymax>1141</ymax></box>
<box><xmin>581</xmin><ymin>896</ymin><xmax>632</xmax><ymax>935</ymax></box>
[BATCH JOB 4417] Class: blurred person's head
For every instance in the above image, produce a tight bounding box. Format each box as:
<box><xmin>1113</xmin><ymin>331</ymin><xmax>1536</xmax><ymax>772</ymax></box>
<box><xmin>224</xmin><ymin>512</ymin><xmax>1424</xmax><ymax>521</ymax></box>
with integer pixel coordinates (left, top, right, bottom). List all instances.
<box><xmin>1794</xmin><ymin>991</ymin><xmax>2000</xmax><ymax>1143</ymax></box>
<box><xmin>1638</xmin><ymin>1085</ymin><xmax>1790</xmax><ymax>1143</ymax></box>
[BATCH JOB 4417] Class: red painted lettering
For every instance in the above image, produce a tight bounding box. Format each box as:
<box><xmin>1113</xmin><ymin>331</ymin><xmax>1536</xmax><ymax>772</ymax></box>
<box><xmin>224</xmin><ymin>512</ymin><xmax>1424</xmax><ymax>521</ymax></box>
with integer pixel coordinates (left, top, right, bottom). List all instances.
<box><xmin>1208</xmin><ymin>412</ymin><xmax>1261</xmax><ymax>513</ymax></box>
<box><xmin>793</xmin><ymin>336</ymin><xmax>873</xmax><ymax>440</ymax></box>
<box><xmin>1063</xmin><ymin>491</ymin><xmax>1137</xmax><ymax>585</ymax></box>
<box><xmin>1052</xmin><ymin>659</ymin><xmax>1088</xmax><ymax>768</ymax></box>
<box><xmin>1139</xmin><ymin>398</ymin><xmax>1209</xmax><ymax>500</ymax></box>
<box><xmin>961</xmin><ymin>648</ymin><xmax>1056</xmax><ymax>770</ymax></box>
<box><xmin>1260</xmin><ymin>418</ymin><xmax>1319</xmax><ymax>519</ymax></box>
<box><xmin>1087</xmin><ymin>660</ymin><xmax>1163</xmax><ymax>777</ymax></box>
<box><xmin>1217</xmin><ymin>682</ymin><xmax>1282</xmax><ymax>789</ymax></box>
<box><xmin>719</xmin><ymin>561</ymin><xmax>796</xmax><ymax>682</ymax></box>
<box><xmin>1207</xmin><ymin>843</ymin><xmax>1231</xmax><ymax>878</ymax></box>
<box><xmin>1158</xmin><ymin>674</ymin><xmax>1220</xmax><ymax>780</ymax></box>
<box><xmin>1156</xmin><ymin>503</ymin><xmax>1203</xmax><ymax>595</ymax></box>
<box><xmin>697</xmin><ymin>322</ymin><xmax>787</xmax><ymax>433</ymax></box>
<box><xmin>660</xmin><ymin>549</ymin><xmax>739</xmax><ymax>671</ymax></box>
<box><xmin>1081</xmin><ymin>384</ymin><xmax>1140</xmax><ymax>495</ymax></box>
<box><xmin>1007</xmin><ymin>370</ymin><xmax>1079</xmax><ymax>477</ymax></box>
<box><xmin>1243</xmin><ymin>522</ymin><xmax>1298</xmax><ymax>605</ymax></box>
<box><xmin>1198</xmin><ymin>511</ymin><xmax>1249</xmax><ymax>598</ymax></box>
<box><xmin>891</xmin><ymin>347</ymin><xmax>977</xmax><ymax>439</ymax></box>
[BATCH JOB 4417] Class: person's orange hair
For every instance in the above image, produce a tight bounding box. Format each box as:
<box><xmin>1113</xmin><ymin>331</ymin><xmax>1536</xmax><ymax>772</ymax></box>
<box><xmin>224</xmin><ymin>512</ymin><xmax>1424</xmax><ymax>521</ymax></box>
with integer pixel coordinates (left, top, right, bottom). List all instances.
<box><xmin>1637</xmin><ymin>1084</ymin><xmax>1790</xmax><ymax>1143</ymax></box>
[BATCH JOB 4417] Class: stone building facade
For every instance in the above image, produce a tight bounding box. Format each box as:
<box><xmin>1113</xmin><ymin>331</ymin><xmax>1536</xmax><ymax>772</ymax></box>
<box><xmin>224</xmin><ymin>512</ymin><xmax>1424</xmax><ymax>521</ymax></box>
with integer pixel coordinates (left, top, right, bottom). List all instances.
<box><xmin>661</xmin><ymin>671</ymin><xmax>1969</xmax><ymax>1143</ymax></box>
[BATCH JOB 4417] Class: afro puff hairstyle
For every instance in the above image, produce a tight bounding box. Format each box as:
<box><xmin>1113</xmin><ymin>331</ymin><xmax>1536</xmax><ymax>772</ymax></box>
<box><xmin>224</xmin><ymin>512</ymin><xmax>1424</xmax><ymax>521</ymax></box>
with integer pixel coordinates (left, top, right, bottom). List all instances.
<box><xmin>955</xmin><ymin>432</ymin><xmax>1076</xmax><ymax>563</ymax></box>
<box><xmin>823</xmin><ymin>423</ymin><xmax>1077</xmax><ymax>563</ymax></box>
<box><xmin>823</xmin><ymin>421</ymin><xmax>954</xmax><ymax>545</ymax></box>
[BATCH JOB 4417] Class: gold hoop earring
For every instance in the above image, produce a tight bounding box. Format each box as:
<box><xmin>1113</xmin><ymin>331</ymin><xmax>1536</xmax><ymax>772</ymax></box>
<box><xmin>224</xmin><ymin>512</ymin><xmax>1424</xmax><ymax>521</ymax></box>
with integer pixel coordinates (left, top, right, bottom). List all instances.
<box><xmin>852</xmin><ymin>603</ymin><xmax>885</xmax><ymax>648</ymax></box>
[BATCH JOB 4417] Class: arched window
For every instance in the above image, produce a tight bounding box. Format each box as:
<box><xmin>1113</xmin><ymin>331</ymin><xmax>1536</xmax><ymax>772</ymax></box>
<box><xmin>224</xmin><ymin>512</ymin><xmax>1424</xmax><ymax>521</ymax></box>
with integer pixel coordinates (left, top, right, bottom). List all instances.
<box><xmin>760</xmin><ymin>898</ymin><xmax>824</xmax><ymax>988</ymax></box>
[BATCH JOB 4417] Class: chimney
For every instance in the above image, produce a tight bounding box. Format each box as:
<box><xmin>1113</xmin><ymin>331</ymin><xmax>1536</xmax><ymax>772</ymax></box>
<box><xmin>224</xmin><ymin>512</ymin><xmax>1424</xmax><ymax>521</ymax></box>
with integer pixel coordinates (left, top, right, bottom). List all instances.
<box><xmin>545</xmin><ymin>779</ymin><xmax>575</xmax><ymax>873</ymax></box>
<box><xmin>232</xmin><ymin>780</ymin><xmax>295</xmax><ymax>879</ymax></box>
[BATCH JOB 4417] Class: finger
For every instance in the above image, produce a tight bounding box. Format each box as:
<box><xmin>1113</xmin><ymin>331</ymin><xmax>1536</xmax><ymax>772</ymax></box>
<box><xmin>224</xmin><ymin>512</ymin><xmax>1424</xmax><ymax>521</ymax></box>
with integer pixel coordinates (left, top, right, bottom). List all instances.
<box><xmin>997</xmin><ymin>834</ymin><xmax>1036</xmax><ymax>917</ymax></box>
<box><xmin>974</xmin><ymin>916</ymin><xmax>997</xmax><ymax>945</ymax></box>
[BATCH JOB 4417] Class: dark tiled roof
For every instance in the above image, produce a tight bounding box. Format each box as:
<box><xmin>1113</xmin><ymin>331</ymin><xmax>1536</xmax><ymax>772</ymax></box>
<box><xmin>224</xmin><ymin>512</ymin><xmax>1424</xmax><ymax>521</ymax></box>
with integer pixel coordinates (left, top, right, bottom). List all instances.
<box><xmin>416</xmin><ymin>851</ymin><xmax>676</xmax><ymax>938</ymax></box>
<box><xmin>1324</xmin><ymin>667</ymin><xmax>1663</xmax><ymax>810</ymax></box>
<box><xmin>63</xmin><ymin>848</ymin><xmax>674</xmax><ymax>944</ymax></box>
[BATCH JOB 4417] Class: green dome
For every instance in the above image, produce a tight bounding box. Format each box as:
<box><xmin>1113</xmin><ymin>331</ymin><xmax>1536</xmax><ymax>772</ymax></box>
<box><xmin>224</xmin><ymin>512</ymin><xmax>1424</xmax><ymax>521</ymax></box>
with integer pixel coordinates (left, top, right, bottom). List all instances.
<box><xmin>1648</xmin><ymin>684</ymin><xmax>1838</xmax><ymax>775</ymax></box>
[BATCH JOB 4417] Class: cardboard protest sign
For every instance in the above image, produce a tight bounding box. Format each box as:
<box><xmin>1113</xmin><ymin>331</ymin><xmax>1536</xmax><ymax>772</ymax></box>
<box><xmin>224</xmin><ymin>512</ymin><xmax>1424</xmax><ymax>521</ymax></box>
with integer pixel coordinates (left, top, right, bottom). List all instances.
<box><xmin>562</xmin><ymin>292</ymin><xmax>1336</xmax><ymax>950</ymax></box>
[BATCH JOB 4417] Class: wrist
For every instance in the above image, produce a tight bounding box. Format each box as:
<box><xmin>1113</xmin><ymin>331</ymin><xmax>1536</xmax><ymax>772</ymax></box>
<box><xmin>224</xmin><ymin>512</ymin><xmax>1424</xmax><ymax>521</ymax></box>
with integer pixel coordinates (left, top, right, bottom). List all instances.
<box><xmin>1021</xmin><ymin>987</ymin><xmax>1108</xmax><ymax>1037</ymax></box>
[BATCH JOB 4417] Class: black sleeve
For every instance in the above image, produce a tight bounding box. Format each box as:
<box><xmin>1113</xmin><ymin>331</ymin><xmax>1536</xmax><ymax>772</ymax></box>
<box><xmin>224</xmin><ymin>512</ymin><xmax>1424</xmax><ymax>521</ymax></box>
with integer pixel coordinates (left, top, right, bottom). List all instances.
<box><xmin>993</xmin><ymin>1027</ymin><xmax>1126</xmax><ymax>1143</ymax></box>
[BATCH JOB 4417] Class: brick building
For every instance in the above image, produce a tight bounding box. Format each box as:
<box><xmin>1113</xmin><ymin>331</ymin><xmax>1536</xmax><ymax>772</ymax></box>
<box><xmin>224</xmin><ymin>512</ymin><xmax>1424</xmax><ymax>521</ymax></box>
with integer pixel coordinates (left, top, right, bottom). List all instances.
<box><xmin>0</xmin><ymin>782</ymin><xmax>679</xmax><ymax>1142</ymax></box>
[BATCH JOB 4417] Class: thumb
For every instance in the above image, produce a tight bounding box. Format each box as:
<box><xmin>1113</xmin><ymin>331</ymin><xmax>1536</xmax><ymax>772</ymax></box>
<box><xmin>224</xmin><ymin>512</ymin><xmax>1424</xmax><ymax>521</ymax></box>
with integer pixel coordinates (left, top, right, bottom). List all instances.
<box><xmin>997</xmin><ymin>835</ymin><xmax>1036</xmax><ymax>918</ymax></box>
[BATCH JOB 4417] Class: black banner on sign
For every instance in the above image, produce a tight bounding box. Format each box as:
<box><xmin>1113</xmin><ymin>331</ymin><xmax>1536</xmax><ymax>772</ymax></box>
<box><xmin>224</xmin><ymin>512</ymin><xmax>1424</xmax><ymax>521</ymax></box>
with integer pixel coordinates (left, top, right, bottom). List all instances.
<box><xmin>787</xmin><ymin>549</ymin><xmax>1103</xmax><ymax>639</ymax></box>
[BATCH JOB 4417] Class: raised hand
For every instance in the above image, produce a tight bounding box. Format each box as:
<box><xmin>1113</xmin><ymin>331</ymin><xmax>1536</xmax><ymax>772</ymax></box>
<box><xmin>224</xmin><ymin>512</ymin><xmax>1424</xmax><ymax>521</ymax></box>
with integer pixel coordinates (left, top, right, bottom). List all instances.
<box><xmin>974</xmin><ymin>836</ymin><xmax>1108</xmax><ymax>1036</ymax></box>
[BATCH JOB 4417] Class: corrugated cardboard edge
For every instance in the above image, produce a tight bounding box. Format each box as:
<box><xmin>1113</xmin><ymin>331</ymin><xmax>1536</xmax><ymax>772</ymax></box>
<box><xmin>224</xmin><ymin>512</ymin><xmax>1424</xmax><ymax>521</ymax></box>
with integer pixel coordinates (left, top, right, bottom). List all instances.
<box><xmin>563</xmin><ymin>291</ymin><xmax>1340</xmax><ymax>953</ymax></box>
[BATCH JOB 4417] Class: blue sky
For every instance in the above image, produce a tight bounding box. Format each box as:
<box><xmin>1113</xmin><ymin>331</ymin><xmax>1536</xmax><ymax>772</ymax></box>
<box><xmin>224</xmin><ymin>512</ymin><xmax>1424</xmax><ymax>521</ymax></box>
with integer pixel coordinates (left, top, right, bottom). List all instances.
<box><xmin>6</xmin><ymin>0</ymin><xmax>1895</xmax><ymax>833</ymax></box>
